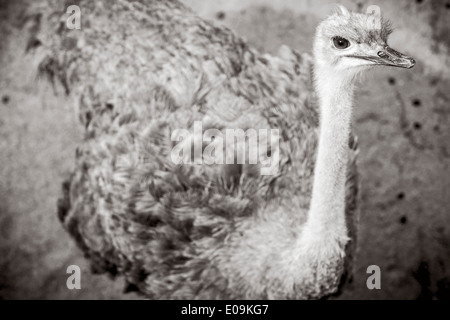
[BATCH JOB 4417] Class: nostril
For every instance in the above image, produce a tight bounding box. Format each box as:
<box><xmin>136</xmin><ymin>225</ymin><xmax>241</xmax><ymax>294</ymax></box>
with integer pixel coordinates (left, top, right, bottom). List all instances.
<box><xmin>377</xmin><ymin>51</ymin><xmax>388</xmax><ymax>58</ymax></box>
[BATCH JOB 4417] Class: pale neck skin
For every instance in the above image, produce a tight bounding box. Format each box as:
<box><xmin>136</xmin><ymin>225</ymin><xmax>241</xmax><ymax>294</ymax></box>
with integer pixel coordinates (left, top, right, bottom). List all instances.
<box><xmin>305</xmin><ymin>64</ymin><xmax>356</xmax><ymax>240</ymax></box>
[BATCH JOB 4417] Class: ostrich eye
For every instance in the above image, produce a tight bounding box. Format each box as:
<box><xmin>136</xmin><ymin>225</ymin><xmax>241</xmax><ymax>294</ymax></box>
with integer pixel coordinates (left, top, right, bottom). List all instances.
<box><xmin>333</xmin><ymin>37</ymin><xmax>350</xmax><ymax>49</ymax></box>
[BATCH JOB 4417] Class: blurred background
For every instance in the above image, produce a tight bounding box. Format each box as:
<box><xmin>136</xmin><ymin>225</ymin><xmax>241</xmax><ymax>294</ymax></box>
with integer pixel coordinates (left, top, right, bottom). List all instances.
<box><xmin>0</xmin><ymin>0</ymin><xmax>449</xmax><ymax>299</ymax></box>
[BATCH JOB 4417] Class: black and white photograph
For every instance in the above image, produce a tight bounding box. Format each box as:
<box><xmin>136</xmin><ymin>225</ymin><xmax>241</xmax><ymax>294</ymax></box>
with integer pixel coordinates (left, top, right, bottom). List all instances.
<box><xmin>0</xmin><ymin>0</ymin><xmax>449</xmax><ymax>304</ymax></box>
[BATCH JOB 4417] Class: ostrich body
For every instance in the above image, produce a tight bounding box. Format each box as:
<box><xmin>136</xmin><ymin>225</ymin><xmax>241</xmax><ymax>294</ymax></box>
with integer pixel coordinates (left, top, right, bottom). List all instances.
<box><xmin>32</xmin><ymin>1</ymin><xmax>414</xmax><ymax>299</ymax></box>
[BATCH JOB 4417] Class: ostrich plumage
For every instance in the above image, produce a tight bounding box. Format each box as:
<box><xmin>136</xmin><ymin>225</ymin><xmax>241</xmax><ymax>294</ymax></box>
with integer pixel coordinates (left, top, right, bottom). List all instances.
<box><xmin>26</xmin><ymin>0</ymin><xmax>409</xmax><ymax>299</ymax></box>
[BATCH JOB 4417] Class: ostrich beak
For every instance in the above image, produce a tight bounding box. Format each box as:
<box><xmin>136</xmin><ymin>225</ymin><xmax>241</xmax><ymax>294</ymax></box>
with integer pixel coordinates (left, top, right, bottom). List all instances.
<box><xmin>374</xmin><ymin>46</ymin><xmax>416</xmax><ymax>69</ymax></box>
<box><xmin>348</xmin><ymin>45</ymin><xmax>416</xmax><ymax>69</ymax></box>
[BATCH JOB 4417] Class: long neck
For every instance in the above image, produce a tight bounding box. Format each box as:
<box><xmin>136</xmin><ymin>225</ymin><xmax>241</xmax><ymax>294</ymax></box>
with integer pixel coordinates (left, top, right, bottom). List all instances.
<box><xmin>306</xmin><ymin>67</ymin><xmax>355</xmax><ymax>238</ymax></box>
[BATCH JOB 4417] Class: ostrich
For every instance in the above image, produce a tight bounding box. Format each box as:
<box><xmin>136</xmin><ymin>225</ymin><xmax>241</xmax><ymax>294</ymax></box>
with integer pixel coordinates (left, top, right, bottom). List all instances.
<box><xmin>29</xmin><ymin>0</ymin><xmax>414</xmax><ymax>299</ymax></box>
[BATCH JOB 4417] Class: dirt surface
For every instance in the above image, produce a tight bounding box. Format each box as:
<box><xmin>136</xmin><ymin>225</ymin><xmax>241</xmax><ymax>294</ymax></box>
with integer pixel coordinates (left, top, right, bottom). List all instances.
<box><xmin>0</xmin><ymin>0</ymin><xmax>449</xmax><ymax>299</ymax></box>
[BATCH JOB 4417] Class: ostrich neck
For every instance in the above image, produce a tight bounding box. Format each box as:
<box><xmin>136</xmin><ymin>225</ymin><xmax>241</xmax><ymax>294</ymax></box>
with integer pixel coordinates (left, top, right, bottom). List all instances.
<box><xmin>306</xmin><ymin>68</ymin><xmax>355</xmax><ymax>238</ymax></box>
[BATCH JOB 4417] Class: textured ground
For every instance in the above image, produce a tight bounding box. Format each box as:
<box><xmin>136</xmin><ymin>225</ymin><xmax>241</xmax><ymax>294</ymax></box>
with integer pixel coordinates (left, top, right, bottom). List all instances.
<box><xmin>0</xmin><ymin>0</ymin><xmax>449</xmax><ymax>299</ymax></box>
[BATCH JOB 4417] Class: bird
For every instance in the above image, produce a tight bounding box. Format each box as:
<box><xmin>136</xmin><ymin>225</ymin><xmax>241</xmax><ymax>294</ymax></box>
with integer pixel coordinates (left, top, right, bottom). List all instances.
<box><xmin>28</xmin><ymin>0</ymin><xmax>415</xmax><ymax>299</ymax></box>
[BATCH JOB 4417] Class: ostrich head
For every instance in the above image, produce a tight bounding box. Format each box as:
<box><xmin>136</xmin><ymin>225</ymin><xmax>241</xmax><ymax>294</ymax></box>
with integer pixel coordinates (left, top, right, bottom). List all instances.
<box><xmin>313</xmin><ymin>5</ymin><xmax>415</xmax><ymax>78</ymax></box>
